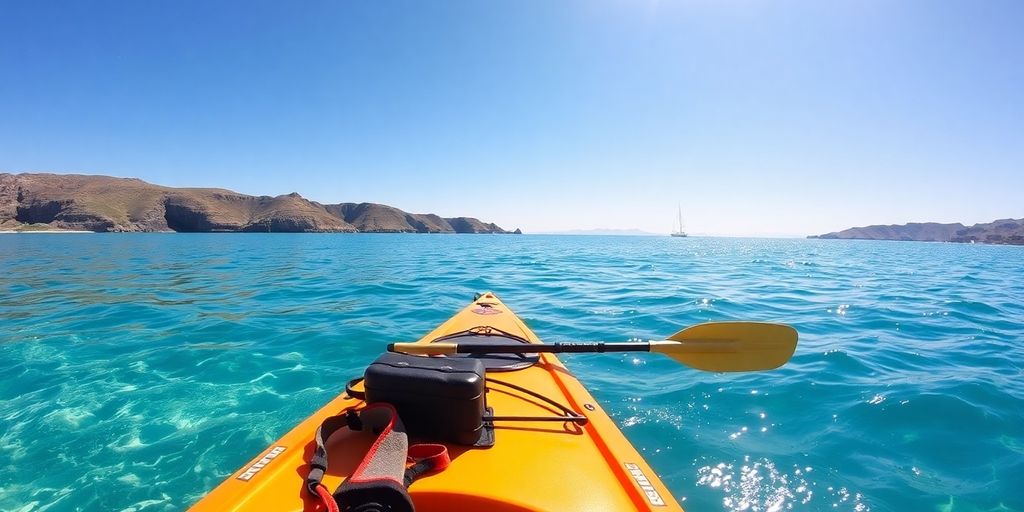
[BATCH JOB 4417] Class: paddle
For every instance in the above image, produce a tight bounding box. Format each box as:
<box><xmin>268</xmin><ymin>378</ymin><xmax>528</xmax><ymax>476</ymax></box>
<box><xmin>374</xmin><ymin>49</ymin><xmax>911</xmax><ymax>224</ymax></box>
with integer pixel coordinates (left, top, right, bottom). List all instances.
<box><xmin>388</xmin><ymin>321</ymin><xmax>798</xmax><ymax>372</ymax></box>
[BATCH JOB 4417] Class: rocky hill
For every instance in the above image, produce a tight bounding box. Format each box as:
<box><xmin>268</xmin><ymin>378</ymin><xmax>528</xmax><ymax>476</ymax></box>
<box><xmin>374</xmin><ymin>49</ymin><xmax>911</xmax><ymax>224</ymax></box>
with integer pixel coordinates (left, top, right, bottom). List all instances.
<box><xmin>0</xmin><ymin>173</ymin><xmax>510</xmax><ymax>233</ymax></box>
<box><xmin>809</xmin><ymin>218</ymin><xmax>1024</xmax><ymax>245</ymax></box>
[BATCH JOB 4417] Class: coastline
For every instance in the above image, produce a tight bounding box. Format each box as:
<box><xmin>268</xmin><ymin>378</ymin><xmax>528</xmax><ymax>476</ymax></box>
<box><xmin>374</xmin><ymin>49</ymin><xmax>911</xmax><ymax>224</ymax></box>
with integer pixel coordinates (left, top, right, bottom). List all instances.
<box><xmin>0</xmin><ymin>230</ymin><xmax>96</xmax><ymax>234</ymax></box>
<box><xmin>0</xmin><ymin>230</ymin><xmax>511</xmax><ymax>234</ymax></box>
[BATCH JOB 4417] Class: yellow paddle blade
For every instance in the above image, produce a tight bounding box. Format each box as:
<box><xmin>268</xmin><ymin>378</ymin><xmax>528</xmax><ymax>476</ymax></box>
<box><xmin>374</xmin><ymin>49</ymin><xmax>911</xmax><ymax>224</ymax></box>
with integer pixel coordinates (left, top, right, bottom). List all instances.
<box><xmin>658</xmin><ymin>322</ymin><xmax>798</xmax><ymax>372</ymax></box>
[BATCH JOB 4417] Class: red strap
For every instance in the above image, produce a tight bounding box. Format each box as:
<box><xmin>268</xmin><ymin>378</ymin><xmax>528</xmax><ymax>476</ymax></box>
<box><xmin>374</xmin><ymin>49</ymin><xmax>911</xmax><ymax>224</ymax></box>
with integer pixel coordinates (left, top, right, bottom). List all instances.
<box><xmin>348</xmin><ymin>404</ymin><xmax>404</xmax><ymax>484</ymax></box>
<box><xmin>314</xmin><ymin>483</ymin><xmax>339</xmax><ymax>512</ymax></box>
<box><xmin>408</xmin><ymin>444</ymin><xmax>450</xmax><ymax>473</ymax></box>
<box><xmin>307</xmin><ymin>404</ymin><xmax>412</xmax><ymax>511</ymax></box>
<box><xmin>306</xmin><ymin>405</ymin><xmax>450</xmax><ymax>511</ymax></box>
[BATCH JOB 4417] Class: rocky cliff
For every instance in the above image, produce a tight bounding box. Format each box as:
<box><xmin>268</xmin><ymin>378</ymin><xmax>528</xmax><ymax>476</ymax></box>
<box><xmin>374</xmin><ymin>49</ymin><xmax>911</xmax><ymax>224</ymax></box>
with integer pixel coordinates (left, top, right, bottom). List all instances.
<box><xmin>809</xmin><ymin>218</ymin><xmax>1024</xmax><ymax>245</ymax></box>
<box><xmin>0</xmin><ymin>173</ymin><xmax>509</xmax><ymax>233</ymax></box>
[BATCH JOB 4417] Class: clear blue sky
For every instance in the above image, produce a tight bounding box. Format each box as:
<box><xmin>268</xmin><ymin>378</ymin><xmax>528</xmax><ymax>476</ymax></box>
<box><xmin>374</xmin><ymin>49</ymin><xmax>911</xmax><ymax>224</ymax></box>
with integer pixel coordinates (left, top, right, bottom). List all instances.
<box><xmin>2</xmin><ymin>1</ymin><xmax>1021</xmax><ymax>236</ymax></box>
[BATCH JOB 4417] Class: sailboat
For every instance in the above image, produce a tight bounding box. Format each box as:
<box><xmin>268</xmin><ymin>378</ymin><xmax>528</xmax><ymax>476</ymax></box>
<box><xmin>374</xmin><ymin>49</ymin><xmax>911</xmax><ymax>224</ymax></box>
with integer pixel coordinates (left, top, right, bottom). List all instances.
<box><xmin>670</xmin><ymin>205</ymin><xmax>687</xmax><ymax>237</ymax></box>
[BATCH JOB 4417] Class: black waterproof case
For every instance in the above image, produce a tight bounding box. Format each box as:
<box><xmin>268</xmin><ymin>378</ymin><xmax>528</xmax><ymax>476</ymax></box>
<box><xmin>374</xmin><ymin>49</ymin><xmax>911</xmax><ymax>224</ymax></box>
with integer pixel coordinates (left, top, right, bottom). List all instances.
<box><xmin>363</xmin><ymin>352</ymin><xmax>494</xmax><ymax>447</ymax></box>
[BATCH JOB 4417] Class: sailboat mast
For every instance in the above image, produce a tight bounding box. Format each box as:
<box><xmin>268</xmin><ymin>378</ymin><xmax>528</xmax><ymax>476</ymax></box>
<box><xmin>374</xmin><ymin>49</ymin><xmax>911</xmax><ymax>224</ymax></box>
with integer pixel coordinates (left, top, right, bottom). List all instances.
<box><xmin>671</xmin><ymin>204</ymin><xmax>688</xmax><ymax>237</ymax></box>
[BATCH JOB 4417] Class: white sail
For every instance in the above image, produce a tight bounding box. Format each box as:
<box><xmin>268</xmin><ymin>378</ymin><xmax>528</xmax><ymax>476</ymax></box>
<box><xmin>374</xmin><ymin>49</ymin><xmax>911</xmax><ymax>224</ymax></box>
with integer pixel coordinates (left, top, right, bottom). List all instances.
<box><xmin>671</xmin><ymin>205</ymin><xmax>687</xmax><ymax>237</ymax></box>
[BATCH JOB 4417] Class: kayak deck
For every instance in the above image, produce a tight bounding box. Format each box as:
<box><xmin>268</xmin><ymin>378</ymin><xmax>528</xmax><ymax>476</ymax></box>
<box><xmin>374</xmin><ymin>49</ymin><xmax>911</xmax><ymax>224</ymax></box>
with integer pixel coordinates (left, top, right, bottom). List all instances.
<box><xmin>190</xmin><ymin>293</ymin><xmax>682</xmax><ymax>511</ymax></box>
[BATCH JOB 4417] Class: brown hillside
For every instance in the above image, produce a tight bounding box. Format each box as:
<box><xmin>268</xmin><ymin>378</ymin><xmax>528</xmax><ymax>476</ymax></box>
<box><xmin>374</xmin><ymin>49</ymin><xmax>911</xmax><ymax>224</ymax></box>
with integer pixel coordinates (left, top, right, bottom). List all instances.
<box><xmin>0</xmin><ymin>173</ymin><xmax>507</xmax><ymax>233</ymax></box>
<box><xmin>324</xmin><ymin>203</ymin><xmax>426</xmax><ymax>233</ymax></box>
<box><xmin>321</xmin><ymin>202</ymin><xmax>506</xmax><ymax>233</ymax></box>
<box><xmin>810</xmin><ymin>219</ymin><xmax>1024</xmax><ymax>245</ymax></box>
<box><xmin>445</xmin><ymin>217</ymin><xmax>506</xmax><ymax>234</ymax></box>
<box><xmin>407</xmin><ymin>213</ymin><xmax>455</xmax><ymax>233</ymax></box>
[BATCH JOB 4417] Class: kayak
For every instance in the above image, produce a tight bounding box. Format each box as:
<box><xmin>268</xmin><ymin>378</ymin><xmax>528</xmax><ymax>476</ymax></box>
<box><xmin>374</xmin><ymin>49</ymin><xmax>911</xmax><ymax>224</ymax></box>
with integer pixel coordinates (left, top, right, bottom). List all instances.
<box><xmin>190</xmin><ymin>292</ymin><xmax>683</xmax><ymax>511</ymax></box>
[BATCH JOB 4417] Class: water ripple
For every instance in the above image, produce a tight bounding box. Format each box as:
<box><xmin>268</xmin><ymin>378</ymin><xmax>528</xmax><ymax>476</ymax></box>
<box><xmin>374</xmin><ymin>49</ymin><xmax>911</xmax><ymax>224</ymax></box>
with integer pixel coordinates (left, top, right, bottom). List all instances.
<box><xmin>1</xmin><ymin>235</ymin><xmax>1023</xmax><ymax>511</ymax></box>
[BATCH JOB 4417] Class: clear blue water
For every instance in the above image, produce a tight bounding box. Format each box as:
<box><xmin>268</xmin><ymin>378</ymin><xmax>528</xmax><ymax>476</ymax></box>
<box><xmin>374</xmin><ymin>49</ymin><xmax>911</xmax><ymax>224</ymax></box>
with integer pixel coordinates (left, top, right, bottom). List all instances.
<box><xmin>1</xmin><ymin>234</ymin><xmax>1022</xmax><ymax>512</ymax></box>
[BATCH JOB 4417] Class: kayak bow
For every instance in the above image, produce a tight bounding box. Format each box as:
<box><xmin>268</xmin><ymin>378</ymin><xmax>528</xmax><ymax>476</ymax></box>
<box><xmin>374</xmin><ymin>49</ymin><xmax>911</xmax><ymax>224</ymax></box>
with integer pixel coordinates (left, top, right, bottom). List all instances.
<box><xmin>193</xmin><ymin>293</ymin><xmax>749</xmax><ymax>511</ymax></box>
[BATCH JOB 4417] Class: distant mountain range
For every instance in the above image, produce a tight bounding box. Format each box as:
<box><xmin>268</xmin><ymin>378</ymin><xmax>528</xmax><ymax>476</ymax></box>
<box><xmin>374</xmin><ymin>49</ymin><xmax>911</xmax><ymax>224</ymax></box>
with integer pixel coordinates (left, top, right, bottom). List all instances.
<box><xmin>0</xmin><ymin>173</ymin><xmax>513</xmax><ymax>234</ymax></box>
<box><xmin>809</xmin><ymin>218</ymin><xmax>1024</xmax><ymax>245</ymax></box>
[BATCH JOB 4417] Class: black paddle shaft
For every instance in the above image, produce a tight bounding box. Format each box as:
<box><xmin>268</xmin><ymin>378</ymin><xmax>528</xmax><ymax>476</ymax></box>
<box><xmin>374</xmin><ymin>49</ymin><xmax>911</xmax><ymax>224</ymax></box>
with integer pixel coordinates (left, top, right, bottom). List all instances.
<box><xmin>457</xmin><ymin>342</ymin><xmax>652</xmax><ymax>354</ymax></box>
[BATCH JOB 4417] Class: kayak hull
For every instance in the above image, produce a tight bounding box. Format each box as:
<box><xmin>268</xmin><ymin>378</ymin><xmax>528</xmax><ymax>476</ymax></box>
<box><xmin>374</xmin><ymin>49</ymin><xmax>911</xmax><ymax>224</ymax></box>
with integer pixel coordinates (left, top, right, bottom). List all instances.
<box><xmin>190</xmin><ymin>293</ymin><xmax>682</xmax><ymax>511</ymax></box>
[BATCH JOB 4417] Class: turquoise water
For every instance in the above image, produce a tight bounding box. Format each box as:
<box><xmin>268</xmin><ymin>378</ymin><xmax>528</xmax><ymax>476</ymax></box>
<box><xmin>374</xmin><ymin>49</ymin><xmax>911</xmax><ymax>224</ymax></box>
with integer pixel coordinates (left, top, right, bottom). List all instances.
<box><xmin>1</xmin><ymin>234</ymin><xmax>1022</xmax><ymax>512</ymax></box>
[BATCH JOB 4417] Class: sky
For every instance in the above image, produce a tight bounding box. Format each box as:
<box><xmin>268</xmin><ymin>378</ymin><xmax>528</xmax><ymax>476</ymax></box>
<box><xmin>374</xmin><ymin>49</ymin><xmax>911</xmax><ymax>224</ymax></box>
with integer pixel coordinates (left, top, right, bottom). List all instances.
<box><xmin>1</xmin><ymin>1</ymin><xmax>1022</xmax><ymax>236</ymax></box>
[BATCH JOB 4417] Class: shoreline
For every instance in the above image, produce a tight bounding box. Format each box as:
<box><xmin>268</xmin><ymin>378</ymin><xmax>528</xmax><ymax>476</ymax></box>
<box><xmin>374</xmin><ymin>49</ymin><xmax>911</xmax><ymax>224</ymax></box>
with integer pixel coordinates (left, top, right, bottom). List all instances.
<box><xmin>0</xmin><ymin>230</ymin><xmax>96</xmax><ymax>234</ymax></box>
<box><xmin>0</xmin><ymin>230</ymin><xmax>512</xmax><ymax>234</ymax></box>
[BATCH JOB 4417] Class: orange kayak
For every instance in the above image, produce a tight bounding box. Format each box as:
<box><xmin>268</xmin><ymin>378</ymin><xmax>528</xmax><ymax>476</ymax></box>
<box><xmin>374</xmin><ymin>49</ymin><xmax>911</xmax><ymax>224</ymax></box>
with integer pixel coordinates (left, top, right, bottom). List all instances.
<box><xmin>190</xmin><ymin>292</ymin><xmax>683</xmax><ymax>511</ymax></box>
